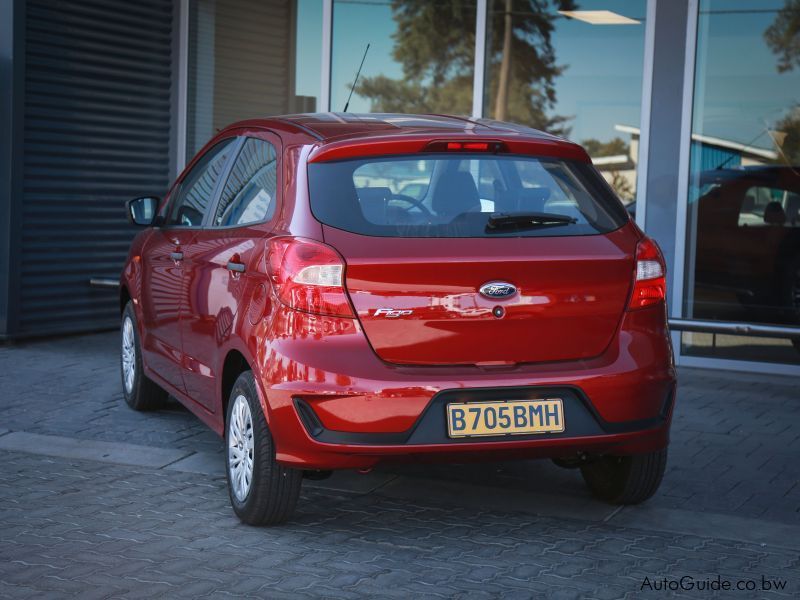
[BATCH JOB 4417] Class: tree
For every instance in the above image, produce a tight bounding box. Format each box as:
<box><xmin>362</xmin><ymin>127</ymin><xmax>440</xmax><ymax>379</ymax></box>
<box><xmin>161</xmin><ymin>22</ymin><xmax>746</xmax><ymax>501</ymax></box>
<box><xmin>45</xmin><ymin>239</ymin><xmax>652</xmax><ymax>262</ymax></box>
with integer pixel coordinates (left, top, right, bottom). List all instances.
<box><xmin>485</xmin><ymin>0</ymin><xmax>575</xmax><ymax>133</ymax></box>
<box><xmin>580</xmin><ymin>137</ymin><xmax>630</xmax><ymax>158</ymax></box>
<box><xmin>355</xmin><ymin>0</ymin><xmax>575</xmax><ymax>133</ymax></box>
<box><xmin>764</xmin><ymin>2</ymin><xmax>800</xmax><ymax>165</ymax></box>
<box><xmin>608</xmin><ymin>171</ymin><xmax>635</xmax><ymax>202</ymax></box>
<box><xmin>354</xmin><ymin>0</ymin><xmax>478</xmax><ymax>116</ymax></box>
<box><xmin>765</xmin><ymin>0</ymin><xmax>800</xmax><ymax>73</ymax></box>
<box><xmin>774</xmin><ymin>106</ymin><xmax>800</xmax><ymax>164</ymax></box>
<box><xmin>581</xmin><ymin>137</ymin><xmax>634</xmax><ymax>200</ymax></box>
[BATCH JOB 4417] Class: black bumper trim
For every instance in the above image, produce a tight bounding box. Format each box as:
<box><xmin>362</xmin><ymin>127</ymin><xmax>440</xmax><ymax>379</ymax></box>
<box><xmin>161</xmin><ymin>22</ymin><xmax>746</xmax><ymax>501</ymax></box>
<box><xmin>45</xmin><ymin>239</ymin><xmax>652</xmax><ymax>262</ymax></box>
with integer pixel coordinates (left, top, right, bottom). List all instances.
<box><xmin>293</xmin><ymin>384</ymin><xmax>673</xmax><ymax>446</ymax></box>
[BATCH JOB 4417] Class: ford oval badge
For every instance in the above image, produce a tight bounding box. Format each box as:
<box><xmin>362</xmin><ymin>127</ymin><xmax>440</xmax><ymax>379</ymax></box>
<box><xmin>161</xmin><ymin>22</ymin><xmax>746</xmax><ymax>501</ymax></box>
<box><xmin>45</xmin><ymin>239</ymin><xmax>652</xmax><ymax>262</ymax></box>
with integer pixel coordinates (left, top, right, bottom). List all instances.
<box><xmin>479</xmin><ymin>281</ymin><xmax>517</xmax><ymax>299</ymax></box>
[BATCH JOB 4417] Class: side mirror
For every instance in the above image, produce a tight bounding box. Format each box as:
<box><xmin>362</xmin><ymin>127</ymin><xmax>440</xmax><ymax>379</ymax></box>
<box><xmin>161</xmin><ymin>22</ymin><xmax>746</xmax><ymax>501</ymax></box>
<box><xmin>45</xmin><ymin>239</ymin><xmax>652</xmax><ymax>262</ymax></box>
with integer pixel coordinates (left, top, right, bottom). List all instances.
<box><xmin>126</xmin><ymin>196</ymin><xmax>160</xmax><ymax>226</ymax></box>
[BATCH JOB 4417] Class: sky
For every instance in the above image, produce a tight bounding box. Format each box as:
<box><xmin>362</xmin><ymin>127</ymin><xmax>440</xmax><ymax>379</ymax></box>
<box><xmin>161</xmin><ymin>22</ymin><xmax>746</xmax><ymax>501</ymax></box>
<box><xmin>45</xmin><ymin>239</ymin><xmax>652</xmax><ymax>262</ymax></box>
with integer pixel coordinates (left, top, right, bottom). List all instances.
<box><xmin>693</xmin><ymin>0</ymin><xmax>800</xmax><ymax>149</ymax></box>
<box><xmin>295</xmin><ymin>0</ymin><xmax>323</xmax><ymax>104</ymax></box>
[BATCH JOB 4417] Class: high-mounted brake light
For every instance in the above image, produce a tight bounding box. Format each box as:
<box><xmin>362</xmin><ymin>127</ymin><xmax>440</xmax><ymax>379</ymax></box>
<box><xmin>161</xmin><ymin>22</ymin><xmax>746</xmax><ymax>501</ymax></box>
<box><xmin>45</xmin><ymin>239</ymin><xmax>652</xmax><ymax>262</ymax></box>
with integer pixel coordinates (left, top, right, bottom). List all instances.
<box><xmin>265</xmin><ymin>237</ymin><xmax>355</xmax><ymax>318</ymax></box>
<box><xmin>447</xmin><ymin>142</ymin><xmax>488</xmax><ymax>151</ymax></box>
<box><xmin>425</xmin><ymin>140</ymin><xmax>507</xmax><ymax>153</ymax></box>
<box><xmin>628</xmin><ymin>237</ymin><xmax>666</xmax><ymax>310</ymax></box>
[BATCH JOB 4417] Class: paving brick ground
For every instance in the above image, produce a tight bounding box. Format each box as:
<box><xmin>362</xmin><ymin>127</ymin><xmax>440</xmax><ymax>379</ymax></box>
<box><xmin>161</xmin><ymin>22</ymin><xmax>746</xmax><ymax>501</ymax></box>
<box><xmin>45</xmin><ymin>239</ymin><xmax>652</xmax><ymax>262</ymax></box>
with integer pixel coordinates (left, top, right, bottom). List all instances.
<box><xmin>1</xmin><ymin>452</ymin><xmax>798</xmax><ymax>599</ymax></box>
<box><xmin>0</xmin><ymin>332</ymin><xmax>799</xmax><ymax>598</ymax></box>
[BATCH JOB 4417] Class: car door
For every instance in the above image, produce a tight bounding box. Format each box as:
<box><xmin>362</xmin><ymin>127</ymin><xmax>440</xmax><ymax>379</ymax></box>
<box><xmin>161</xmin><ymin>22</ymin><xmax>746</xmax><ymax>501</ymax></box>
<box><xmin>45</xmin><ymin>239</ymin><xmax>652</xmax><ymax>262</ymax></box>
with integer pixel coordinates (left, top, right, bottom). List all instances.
<box><xmin>180</xmin><ymin>134</ymin><xmax>281</xmax><ymax>411</ymax></box>
<box><xmin>734</xmin><ymin>179</ymin><xmax>800</xmax><ymax>309</ymax></box>
<box><xmin>138</xmin><ymin>137</ymin><xmax>239</xmax><ymax>394</ymax></box>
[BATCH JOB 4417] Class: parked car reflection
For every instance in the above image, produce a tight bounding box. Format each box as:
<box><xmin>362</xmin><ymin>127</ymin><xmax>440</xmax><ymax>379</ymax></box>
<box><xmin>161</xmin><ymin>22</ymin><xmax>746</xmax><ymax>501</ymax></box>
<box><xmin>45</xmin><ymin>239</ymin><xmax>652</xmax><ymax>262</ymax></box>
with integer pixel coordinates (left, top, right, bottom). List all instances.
<box><xmin>629</xmin><ymin>166</ymin><xmax>800</xmax><ymax>350</ymax></box>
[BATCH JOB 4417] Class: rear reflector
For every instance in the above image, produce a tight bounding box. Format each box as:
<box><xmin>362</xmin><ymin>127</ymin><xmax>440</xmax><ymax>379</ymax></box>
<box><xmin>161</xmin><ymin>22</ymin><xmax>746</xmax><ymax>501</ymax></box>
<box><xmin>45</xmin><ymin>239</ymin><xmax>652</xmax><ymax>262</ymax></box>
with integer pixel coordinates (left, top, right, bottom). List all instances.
<box><xmin>628</xmin><ymin>237</ymin><xmax>666</xmax><ymax>310</ymax></box>
<box><xmin>266</xmin><ymin>237</ymin><xmax>355</xmax><ymax>318</ymax></box>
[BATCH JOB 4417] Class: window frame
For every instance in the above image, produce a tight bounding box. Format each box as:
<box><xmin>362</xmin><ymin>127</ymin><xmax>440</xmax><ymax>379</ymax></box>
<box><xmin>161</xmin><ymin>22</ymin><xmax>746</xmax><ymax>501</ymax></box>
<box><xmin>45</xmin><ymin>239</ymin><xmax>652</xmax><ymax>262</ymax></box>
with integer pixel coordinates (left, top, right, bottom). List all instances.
<box><xmin>205</xmin><ymin>130</ymin><xmax>283</xmax><ymax>231</ymax></box>
<box><xmin>159</xmin><ymin>135</ymin><xmax>244</xmax><ymax>230</ymax></box>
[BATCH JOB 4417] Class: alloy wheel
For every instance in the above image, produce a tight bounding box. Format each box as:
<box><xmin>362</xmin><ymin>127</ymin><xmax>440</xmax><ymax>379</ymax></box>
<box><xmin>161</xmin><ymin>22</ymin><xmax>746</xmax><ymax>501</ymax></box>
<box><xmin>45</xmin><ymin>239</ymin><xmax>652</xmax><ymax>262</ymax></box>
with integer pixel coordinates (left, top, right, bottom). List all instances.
<box><xmin>121</xmin><ymin>316</ymin><xmax>136</xmax><ymax>393</ymax></box>
<box><xmin>228</xmin><ymin>394</ymin><xmax>255</xmax><ymax>502</ymax></box>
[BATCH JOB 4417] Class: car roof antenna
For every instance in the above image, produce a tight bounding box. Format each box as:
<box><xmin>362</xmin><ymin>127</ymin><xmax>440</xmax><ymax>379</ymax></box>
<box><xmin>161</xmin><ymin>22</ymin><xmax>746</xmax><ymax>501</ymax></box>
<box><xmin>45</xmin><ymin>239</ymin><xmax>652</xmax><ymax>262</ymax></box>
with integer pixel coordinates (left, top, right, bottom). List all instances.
<box><xmin>343</xmin><ymin>43</ymin><xmax>370</xmax><ymax>113</ymax></box>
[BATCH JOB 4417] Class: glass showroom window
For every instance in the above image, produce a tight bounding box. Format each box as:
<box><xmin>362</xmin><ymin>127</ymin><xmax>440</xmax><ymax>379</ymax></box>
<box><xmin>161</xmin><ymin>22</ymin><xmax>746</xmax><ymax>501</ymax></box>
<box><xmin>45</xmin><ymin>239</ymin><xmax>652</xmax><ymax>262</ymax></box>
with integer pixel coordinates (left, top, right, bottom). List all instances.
<box><xmin>682</xmin><ymin>0</ymin><xmax>800</xmax><ymax>366</ymax></box>
<box><xmin>329</xmin><ymin>0</ymin><xmax>476</xmax><ymax>114</ymax></box>
<box><xmin>186</xmin><ymin>0</ymin><xmax>321</xmax><ymax>157</ymax></box>
<box><xmin>294</xmin><ymin>0</ymin><xmax>323</xmax><ymax>113</ymax></box>
<box><xmin>483</xmin><ymin>0</ymin><xmax>646</xmax><ymax>204</ymax></box>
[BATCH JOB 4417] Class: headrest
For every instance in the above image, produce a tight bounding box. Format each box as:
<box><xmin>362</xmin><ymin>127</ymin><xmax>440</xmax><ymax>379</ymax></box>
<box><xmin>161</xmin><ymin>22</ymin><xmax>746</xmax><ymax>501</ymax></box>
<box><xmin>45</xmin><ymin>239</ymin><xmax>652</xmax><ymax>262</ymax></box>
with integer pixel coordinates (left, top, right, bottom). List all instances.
<box><xmin>432</xmin><ymin>171</ymin><xmax>480</xmax><ymax>219</ymax></box>
<box><xmin>763</xmin><ymin>201</ymin><xmax>786</xmax><ymax>225</ymax></box>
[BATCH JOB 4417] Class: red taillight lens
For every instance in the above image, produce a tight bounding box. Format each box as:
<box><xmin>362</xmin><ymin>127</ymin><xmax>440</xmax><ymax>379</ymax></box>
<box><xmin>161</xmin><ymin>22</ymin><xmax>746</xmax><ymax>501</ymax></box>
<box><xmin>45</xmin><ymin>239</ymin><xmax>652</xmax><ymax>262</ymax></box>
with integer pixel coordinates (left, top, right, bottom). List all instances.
<box><xmin>265</xmin><ymin>237</ymin><xmax>355</xmax><ymax>318</ymax></box>
<box><xmin>628</xmin><ymin>237</ymin><xmax>666</xmax><ymax>310</ymax></box>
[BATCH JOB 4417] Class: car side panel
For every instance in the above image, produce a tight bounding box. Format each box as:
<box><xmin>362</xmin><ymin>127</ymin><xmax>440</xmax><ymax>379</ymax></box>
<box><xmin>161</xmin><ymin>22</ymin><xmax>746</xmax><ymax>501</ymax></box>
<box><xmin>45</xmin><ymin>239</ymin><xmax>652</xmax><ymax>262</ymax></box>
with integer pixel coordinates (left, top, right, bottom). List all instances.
<box><xmin>180</xmin><ymin>226</ymin><xmax>271</xmax><ymax>413</ymax></box>
<box><xmin>137</xmin><ymin>228</ymin><xmax>196</xmax><ymax>393</ymax></box>
<box><xmin>177</xmin><ymin>129</ymin><xmax>286</xmax><ymax>415</ymax></box>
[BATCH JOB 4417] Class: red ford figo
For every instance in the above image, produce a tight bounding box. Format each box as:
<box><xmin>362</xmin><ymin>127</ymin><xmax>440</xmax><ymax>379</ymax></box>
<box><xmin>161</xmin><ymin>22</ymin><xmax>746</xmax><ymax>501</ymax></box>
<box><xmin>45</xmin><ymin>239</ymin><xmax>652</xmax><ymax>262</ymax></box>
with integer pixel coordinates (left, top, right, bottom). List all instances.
<box><xmin>121</xmin><ymin>113</ymin><xmax>675</xmax><ymax>525</ymax></box>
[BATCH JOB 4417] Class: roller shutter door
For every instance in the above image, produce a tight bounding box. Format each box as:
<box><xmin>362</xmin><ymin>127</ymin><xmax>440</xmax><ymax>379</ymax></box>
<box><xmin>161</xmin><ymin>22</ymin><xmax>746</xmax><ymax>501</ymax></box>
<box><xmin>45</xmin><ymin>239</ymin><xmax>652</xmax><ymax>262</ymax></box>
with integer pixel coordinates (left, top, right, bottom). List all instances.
<box><xmin>21</xmin><ymin>0</ymin><xmax>173</xmax><ymax>335</ymax></box>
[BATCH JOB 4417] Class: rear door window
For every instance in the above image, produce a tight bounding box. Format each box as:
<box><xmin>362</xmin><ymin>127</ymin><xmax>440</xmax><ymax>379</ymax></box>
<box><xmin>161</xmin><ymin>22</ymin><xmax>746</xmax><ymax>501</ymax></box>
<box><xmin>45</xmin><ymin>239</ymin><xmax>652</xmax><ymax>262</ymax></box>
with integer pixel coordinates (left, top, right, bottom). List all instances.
<box><xmin>308</xmin><ymin>154</ymin><xmax>628</xmax><ymax>237</ymax></box>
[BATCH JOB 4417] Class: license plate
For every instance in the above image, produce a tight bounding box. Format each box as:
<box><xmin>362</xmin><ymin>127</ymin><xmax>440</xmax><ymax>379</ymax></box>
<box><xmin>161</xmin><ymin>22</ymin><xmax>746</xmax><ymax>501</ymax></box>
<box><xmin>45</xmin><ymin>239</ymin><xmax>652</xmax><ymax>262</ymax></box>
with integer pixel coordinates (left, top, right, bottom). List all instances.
<box><xmin>446</xmin><ymin>399</ymin><xmax>565</xmax><ymax>438</ymax></box>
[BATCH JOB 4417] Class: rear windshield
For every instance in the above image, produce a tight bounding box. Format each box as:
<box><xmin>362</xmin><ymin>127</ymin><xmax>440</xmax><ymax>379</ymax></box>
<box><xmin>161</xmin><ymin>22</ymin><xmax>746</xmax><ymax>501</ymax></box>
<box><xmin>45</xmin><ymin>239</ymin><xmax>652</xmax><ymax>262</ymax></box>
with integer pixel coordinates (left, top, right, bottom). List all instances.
<box><xmin>307</xmin><ymin>154</ymin><xmax>628</xmax><ymax>237</ymax></box>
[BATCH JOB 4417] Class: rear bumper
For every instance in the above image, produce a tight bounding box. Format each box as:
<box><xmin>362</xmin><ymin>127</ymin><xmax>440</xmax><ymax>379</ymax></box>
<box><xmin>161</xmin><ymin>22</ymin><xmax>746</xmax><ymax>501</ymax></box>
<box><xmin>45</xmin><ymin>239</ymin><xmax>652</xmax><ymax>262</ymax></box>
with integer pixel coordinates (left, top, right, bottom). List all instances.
<box><xmin>254</xmin><ymin>305</ymin><xmax>676</xmax><ymax>470</ymax></box>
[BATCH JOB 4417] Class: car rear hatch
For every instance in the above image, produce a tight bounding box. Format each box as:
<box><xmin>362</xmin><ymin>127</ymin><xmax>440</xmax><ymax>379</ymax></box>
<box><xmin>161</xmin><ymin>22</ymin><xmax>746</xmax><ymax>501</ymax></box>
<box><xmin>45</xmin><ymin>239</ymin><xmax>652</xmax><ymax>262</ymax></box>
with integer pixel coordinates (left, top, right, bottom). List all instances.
<box><xmin>308</xmin><ymin>147</ymin><xmax>638</xmax><ymax>366</ymax></box>
<box><xmin>323</xmin><ymin>228</ymin><xmax>635</xmax><ymax>365</ymax></box>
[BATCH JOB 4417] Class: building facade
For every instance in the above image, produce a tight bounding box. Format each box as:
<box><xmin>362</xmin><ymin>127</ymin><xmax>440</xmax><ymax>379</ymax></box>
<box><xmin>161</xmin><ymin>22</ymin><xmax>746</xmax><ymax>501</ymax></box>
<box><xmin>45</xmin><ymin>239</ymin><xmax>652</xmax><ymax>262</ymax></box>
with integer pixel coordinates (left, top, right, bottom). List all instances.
<box><xmin>1</xmin><ymin>0</ymin><xmax>799</xmax><ymax>375</ymax></box>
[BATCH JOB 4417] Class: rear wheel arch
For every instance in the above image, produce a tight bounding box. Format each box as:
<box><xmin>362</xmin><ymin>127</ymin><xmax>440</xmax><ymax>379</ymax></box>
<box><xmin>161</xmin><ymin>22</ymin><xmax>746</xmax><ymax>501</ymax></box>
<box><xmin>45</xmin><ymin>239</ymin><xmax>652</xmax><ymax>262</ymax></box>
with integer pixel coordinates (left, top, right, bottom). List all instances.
<box><xmin>225</xmin><ymin>370</ymin><xmax>301</xmax><ymax>525</ymax></box>
<box><xmin>120</xmin><ymin>285</ymin><xmax>131</xmax><ymax>315</ymax></box>
<box><xmin>220</xmin><ymin>349</ymin><xmax>253</xmax><ymax>422</ymax></box>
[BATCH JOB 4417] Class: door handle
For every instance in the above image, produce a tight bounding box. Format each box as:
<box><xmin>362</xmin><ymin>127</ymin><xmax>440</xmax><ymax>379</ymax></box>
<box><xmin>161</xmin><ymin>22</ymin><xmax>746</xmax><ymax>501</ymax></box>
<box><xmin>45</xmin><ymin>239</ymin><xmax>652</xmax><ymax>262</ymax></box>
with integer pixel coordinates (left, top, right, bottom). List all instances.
<box><xmin>226</xmin><ymin>261</ymin><xmax>245</xmax><ymax>273</ymax></box>
<box><xmin>170</xmin><ymin>251</ymin><xmax>184</xmax><ymax>261</ymax></box>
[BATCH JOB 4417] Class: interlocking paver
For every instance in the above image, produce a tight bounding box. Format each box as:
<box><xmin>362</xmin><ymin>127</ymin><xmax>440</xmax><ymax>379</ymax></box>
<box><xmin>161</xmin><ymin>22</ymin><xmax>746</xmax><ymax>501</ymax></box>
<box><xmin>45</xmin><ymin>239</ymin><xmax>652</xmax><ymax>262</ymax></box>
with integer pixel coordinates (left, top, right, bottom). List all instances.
<box><xmin>1</xmin><ymin>332</ymin><xmax>799</xmax><ymax>597</ymax></box>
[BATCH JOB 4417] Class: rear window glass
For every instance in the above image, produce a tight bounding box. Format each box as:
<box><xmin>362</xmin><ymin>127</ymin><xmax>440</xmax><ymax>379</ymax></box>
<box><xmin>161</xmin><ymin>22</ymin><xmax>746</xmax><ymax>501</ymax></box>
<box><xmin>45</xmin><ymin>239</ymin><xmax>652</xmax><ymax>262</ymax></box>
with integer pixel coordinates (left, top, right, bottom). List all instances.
<box><xmin>307</xmin><ymin>154</ymin><xmax>628</xmax><ymax>237</ymax></box>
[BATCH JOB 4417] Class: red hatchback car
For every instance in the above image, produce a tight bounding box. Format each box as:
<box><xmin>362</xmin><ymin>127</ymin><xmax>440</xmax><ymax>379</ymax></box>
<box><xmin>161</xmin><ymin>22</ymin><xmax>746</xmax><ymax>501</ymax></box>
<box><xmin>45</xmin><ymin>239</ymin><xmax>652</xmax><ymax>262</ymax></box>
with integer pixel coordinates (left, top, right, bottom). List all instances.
<box><xmin>121</xmin><ymin>113</ymin><xmax>675</xmax><ymax>525</ymax></box>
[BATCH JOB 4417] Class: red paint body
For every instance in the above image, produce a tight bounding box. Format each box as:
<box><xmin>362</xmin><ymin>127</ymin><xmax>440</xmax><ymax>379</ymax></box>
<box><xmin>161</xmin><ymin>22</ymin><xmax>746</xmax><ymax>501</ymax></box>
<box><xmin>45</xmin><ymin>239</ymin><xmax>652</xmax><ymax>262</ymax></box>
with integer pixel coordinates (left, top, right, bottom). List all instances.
<box><xmin>121</xmin><ymin>114</ymin><xmax>675</xmax><ymax>470</ymax></box>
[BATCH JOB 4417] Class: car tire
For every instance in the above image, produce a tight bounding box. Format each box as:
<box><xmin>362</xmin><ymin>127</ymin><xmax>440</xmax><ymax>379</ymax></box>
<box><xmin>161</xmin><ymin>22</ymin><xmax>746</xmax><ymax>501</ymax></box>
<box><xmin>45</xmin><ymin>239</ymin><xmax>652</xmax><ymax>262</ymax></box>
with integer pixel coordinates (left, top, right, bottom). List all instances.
<box><xmin>580</xmin><ymin>448</ymin><xmax>667</xmax><ymax>505</ymax></box>
<box><xmin>226</xmin><ymin>371</ymin><xmax>302</xmax><ymax>525</ymax></box>
<box><xmin>121</xmin><ymin>301</ymin><xmax>167</xmax><ymax>411</ymax></box>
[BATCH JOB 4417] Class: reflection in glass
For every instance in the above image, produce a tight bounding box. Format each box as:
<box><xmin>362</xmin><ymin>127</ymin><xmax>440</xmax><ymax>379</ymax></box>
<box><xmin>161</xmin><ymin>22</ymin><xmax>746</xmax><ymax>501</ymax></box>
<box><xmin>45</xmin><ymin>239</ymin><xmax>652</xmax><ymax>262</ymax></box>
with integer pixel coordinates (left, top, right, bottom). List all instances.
<box><xmin>167</xmin><ymin>140</ymin><xmax>237</xmax><ymax>227</ymax></box>
<box><xmin>295</xmin><ymin>0</ymin><xmax>323</xmax><ymax>112</ymax></box>
<box><xmin>215</xmin><ymin>139</ymin><xmax>278</xmax><ymax>227</ymax></box>
<box><xmin>484</xmin><ymin>0</ymin><xmax>646</xmax><ymax>202</ymax></box>
<box><xmin>186</xmin><ymin>0</ymin><xmax>320</xmax><ymax>156</ymax></box>
<box><xmin>683</xmin><ymin>0</ymin><xmax>800</xmax><ymax>364</ymax></box>
<box><xmin>330</xmin><ymin>0</ymin><xmax>476</xmax><ymax>114</ymax></box>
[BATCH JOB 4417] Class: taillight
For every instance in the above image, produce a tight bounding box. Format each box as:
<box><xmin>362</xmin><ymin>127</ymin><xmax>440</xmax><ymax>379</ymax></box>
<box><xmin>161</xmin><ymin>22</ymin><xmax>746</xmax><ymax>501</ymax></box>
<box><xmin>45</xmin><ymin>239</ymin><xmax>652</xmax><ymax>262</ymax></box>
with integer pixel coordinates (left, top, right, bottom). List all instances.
<box><xmin>628</xmin><ymin>237</ymin><xmax>666</xmax><ymax>310</ymax></box>
<box><xmin>265</xmin><ymin>237</ymin><xmax>355</xmax><ymax>318</ymax></box>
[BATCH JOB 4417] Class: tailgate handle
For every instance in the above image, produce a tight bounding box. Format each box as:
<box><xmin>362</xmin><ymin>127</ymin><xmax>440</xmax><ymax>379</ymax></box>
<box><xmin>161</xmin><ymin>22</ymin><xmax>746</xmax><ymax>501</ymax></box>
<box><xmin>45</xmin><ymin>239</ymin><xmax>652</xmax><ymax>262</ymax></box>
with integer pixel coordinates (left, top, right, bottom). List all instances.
<box><xmin>226</xmin><ymin>261</ymin><xmax>245</xmax><ymax>273</ymax></box>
